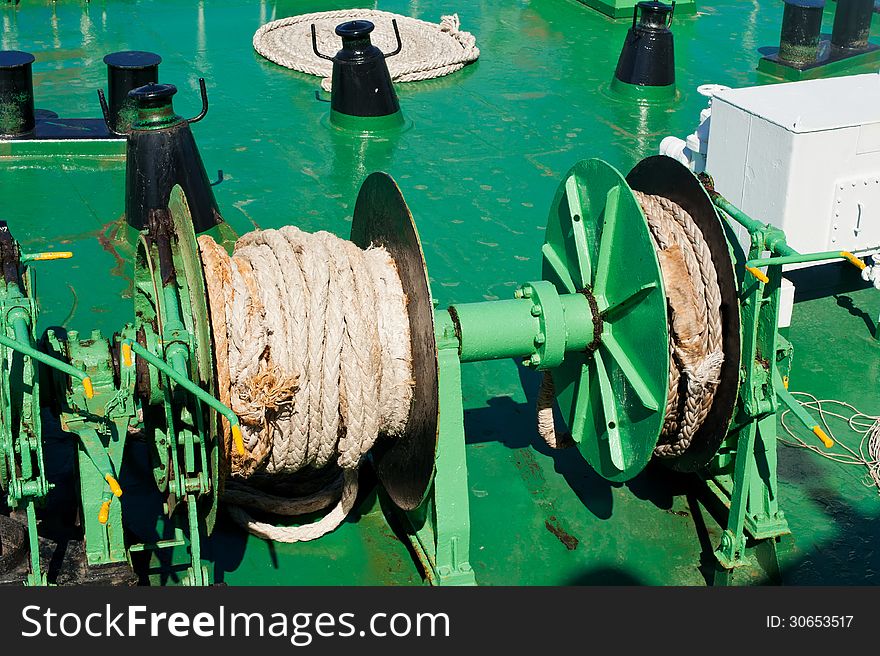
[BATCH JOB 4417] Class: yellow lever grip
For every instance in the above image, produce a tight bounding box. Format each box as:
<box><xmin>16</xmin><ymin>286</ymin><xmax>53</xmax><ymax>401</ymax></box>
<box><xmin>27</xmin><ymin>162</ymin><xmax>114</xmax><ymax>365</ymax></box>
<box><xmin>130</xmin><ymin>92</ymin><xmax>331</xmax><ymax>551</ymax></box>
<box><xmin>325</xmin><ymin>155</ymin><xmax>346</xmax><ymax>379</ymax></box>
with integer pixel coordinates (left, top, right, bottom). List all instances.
<box><xmin>98</xmin><ymin>500</ymin><xmax>111</xmax><ymax>525</ymax></box>
<box><xmin>231</xmin><ymin>424</ymin><xmax>245</xmax><ymax>456</ymax></box>
<box><xmin>745</xmin><ymin>266</ymin><xmax>770</xmax><ymax>284</ymax></box>
<box><xmin>82</xmin><ymin>377</ymin><xmax>94</xmax><ymax>399</ymax></box>
<box><xmin>105</xmin><ymin>474</ymin><xmax>123</xmax><ymax>498</ymax></box>
<box><xmin>813</xmin><ymin>425</ymin><xmax>834</xmax><ymax>449</ymax></box>
<box><xmin>121</xmin><ymin>342</ymin><xmax>133</xmax><ymax>368</ymax></box>
<box><xmin>26</xmin><ymin>251</ymin><xmax>73</xmax><ymax>262</ymax></box>
<box><xmin>840</xmin><ymin>251</ymin><xmax>867</xmax><ymax>271</ymax></box>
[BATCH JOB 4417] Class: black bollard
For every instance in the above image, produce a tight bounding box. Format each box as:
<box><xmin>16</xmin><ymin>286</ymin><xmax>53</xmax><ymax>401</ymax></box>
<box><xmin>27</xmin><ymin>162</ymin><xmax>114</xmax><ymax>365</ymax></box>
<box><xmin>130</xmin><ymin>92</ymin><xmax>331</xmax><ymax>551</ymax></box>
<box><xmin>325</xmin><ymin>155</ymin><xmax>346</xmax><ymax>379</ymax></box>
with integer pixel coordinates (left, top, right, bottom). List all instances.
<box><xmin>103</xmin><ymin>51</ymin><xmax>162</xmax><ymax>133</ymax></box>
<box><xmin>778</xmin><ymin>0</ymin><xmax>825</xmax><ymax>64</ymax></box>
<box><xmin>124</xmin><ymin>82</ymin><xmax>222</xmax><ymax>233</ymax></box>
<box><xmin>312</xmin><ymin>19</ymin><xmax>405</xmax><ymax>130</ymax></box>
<box><xmin>0</xmin><ymin>51</ymin><xmax>36</xmax><ymax>137</ymax></box>
<box><xmin>611</xmin><ymin>1</ymin><xmax>676</xmax><ymax>102</ymax></box>
<box><xmin>831</xmin><ymin>0</ymin><xmax>875</xmax><ymax>51</ymax></box>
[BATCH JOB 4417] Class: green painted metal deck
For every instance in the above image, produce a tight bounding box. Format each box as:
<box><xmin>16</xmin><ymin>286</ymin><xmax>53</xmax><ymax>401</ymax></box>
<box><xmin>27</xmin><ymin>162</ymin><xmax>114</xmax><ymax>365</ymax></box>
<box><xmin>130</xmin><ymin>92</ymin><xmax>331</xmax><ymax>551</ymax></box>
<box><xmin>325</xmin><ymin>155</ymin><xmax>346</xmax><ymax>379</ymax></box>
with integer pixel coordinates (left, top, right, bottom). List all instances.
<box><xmin>3</xmin><ymin>0</ymin><xmax>879</xmax><ymax>585</ymax></box>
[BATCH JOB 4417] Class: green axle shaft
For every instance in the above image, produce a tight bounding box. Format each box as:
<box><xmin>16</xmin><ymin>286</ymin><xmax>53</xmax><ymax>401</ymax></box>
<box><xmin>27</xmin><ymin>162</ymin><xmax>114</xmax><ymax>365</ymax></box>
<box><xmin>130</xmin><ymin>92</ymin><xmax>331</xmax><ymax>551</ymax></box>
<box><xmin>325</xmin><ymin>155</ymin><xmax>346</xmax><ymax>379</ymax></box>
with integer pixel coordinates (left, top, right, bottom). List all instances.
<box><xmin>449</xmin><ymin>288</ymin><xmax>594</xmax><ymax>365</ymax></box>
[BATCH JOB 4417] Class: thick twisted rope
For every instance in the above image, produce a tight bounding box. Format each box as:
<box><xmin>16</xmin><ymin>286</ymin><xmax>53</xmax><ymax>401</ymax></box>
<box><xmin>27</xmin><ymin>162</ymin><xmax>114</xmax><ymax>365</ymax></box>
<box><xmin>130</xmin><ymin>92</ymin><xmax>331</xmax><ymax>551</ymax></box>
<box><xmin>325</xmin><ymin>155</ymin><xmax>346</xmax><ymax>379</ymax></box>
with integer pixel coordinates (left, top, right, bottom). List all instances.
<box><xmin>253</xmin><ymin>11</ymin><xmax>479</xmax><ymax>91</ymax></box>
<box><xmin>537</xmin><ymin>193</ymin><xmax>723</xmax><ymax>459</ymax></box>
<box><xmin>198</xmin><ymin>228</ymin><xmax>413</xmax><ymax>542</ymax></box>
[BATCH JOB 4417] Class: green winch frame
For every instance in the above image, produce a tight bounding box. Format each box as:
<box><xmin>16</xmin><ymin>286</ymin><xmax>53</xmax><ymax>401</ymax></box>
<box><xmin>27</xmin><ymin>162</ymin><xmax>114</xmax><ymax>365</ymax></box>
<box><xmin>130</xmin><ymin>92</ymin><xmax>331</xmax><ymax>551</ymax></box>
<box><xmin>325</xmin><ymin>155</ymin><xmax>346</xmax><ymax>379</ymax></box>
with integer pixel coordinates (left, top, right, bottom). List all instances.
<box><xmin>1</xmin><ymin>142</ymin><xmax>865</xmax><ymax>586</ymax></box>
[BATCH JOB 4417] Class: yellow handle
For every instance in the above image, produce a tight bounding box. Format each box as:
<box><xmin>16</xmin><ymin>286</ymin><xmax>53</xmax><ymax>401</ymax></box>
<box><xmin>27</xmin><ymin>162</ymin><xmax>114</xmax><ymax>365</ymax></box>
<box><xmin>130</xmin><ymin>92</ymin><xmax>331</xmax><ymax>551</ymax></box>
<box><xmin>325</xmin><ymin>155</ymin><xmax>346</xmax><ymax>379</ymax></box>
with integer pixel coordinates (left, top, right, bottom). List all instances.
<box><xmin>26</xmin><ymin>251</ymin><xmax>73</xmax><ymax>262</ymax></box>
<box><xmin>840</xmin><ymin>251</ymin><xmax>867</xmax><ymax>271</ymax></box>
<box><xmin>105</xmin><ymin>473</ymin><xmax>123</xmax><ymax>498</ymax></box>
<box><xmin>98</xmin><ymin>499</ymin><xmax>112</xmax><ymax>525</ymax></box>
<box><xmin>745</xmin><ymin>266</ymin><xmax>770</xmax><ymax>284</ymax></box>
<box><xmin>82</xmin><ymin>377</ymin><xmax>94</xmax><ymax>399</ymax></box>
<box><xmin>121</xmin><ymin>342</ymin><xmax>133</xmax><ymax>368</ymax></box>
<box><xmin>813</xmin><ymin>425</ymin><xmax>834</xmax><ymax>449</ymax></box>
<box><xmin>231</xmin><ymin>424</ymin><xmax>246</xmax><ymax>456</ymax></box>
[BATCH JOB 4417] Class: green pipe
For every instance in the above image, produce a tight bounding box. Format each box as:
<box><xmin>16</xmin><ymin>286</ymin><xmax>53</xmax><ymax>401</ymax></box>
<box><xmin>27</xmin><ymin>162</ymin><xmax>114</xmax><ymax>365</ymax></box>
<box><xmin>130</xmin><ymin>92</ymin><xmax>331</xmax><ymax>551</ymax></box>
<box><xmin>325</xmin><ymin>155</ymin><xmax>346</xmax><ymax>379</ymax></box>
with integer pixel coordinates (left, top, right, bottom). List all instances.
<box><xmin>747</xmin><ymin>250</ymin><xmax>858</xmax><ymax>268</ymax></box>
<box><xmin>773</xmin><ymin>371</ymin><xmax>834</xmax><ymax>449</ymax></box>
<box><xmin>0</xmin><ymin>331</ymin><xmax>93</xmax><ymax>389</ymax></box>
<box><xmin>712</xmin><ymin>194</ymin><xmax>797</xmax><ymax>257</ymax></box>
<box><xmin>122</xmin><ymin>339</ymin><xmax>241</xmax><ymax>433</ymax></box>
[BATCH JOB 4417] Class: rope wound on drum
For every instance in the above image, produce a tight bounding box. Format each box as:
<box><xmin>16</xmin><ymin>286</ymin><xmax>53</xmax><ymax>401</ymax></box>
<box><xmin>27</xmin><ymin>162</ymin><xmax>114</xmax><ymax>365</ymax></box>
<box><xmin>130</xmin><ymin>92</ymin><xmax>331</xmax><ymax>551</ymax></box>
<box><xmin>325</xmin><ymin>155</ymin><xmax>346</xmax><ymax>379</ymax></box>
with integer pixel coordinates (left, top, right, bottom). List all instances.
<box><xmin>636</xmin><ymin>191</ymin><xmax>724</xmax><ymax>458</ymax></box>
<box><xmin>537</xmin><ymin>192</ymin><xmax>724</xmax><ymax>458</ymax></box>
<box><xmin>198</xmin><ymin>227</ymin><xmax>414</xmax><ymax>543</ymax></box>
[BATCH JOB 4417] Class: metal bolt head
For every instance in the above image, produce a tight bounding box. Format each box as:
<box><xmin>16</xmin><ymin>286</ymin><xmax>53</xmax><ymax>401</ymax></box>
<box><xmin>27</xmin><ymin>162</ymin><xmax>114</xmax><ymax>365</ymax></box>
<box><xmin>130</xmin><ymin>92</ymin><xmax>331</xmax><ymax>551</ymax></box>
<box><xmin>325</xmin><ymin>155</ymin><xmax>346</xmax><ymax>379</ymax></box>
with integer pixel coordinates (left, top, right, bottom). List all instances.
<box><xmin>514</xmin><ymin>288</ymin><xmax>524</xmax><ymax>299</ymax></box>
<box><xmin>534</xmin><ymin>332</ymin><xmax>546</xmax><ymax>345</ymax></box>
<box><xmin>530</xmin><ymin>354</ymin><xmax>542</xmax><ymax>366</ymax></box>
<box><xmin>531</xmin><ymin>304</ymin><xmax>542</xmax><ymax>317</ymax></box>
<box><xmin>522</xmin><ymin>285</ymin><xmax>533</xmax><ymax>299</ymax></box>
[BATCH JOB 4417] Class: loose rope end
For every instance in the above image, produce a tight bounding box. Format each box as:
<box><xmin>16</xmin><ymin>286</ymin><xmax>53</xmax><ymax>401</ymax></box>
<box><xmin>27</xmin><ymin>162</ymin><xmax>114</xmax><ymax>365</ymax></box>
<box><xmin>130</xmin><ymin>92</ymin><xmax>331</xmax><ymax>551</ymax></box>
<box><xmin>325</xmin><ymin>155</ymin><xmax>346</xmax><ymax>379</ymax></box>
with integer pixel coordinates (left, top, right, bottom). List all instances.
<box><xmin>813</xmin><ymin>425</ymin><xmax>835</xmax><ymax>449</ymax></box>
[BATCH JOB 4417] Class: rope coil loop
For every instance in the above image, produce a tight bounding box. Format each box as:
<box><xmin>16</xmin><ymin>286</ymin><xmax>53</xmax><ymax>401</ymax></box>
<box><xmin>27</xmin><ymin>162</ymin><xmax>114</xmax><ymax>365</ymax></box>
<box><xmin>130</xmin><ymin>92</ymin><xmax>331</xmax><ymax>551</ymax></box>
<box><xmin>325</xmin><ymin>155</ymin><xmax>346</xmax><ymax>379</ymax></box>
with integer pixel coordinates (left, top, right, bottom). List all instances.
<box><xmin>198</xmin><ymin>227</ymin><xmax>414</xmax><ymax>542</ymax></box>
<box><xmin>253</xmin><ymin>10</ymin><xmax>480</xmax><ymax>91</ymax></box>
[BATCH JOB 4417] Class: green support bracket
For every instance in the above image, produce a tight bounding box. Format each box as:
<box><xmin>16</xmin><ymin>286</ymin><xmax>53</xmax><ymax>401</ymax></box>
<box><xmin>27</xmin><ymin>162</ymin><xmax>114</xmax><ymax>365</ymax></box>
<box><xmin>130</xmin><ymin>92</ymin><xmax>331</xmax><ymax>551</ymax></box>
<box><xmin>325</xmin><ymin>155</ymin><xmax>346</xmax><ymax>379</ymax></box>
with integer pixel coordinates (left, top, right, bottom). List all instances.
<box><xmin>398</xmin><ymin>310</ymin><xmax>475</xmax><ymax>586</ymax></box>
<box><xmin>45</xmin><ymin>330</ymin><xmax>135</xmax><ymax>566</ymax></box>
<box><xmin>0</xmin><ymin>227</ymin><xmax>50</xmax><ymax>586</ymax></box>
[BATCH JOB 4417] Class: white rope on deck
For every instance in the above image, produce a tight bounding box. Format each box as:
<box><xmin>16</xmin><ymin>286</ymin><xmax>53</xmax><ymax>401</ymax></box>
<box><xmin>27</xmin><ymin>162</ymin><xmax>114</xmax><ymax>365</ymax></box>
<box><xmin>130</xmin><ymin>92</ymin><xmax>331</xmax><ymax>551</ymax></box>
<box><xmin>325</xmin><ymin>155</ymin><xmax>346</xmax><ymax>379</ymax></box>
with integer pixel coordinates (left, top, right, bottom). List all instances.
<box><xmin>780</xmin><ymin>392</ymin><xmax>880</xmax><ymax>494</ymax></box>
<box><xmin>253</xmin><ymin>10</ymin><xmax>479</xmax><ymax>91</ymax></box>
<box><xmin>198</xmin><ymin>228</ymin><xmax>414</xmax><ymax>542</ymax></box>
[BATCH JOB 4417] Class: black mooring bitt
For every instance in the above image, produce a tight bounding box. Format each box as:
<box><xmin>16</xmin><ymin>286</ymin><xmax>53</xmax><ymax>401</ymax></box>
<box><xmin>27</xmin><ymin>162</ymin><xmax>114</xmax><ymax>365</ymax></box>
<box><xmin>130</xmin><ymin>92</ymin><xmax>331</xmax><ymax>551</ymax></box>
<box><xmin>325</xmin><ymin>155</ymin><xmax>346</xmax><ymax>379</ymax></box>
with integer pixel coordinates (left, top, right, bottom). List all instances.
<box><xmin>778</xmin><ymin>0</ymin><xmax>825</xmax><ymax>64</ymax></box>
<box><xmin>613</xmin><ymin>1</ymin><xmax>676</xmax><ymax>87</ymax></box>
<box><xmin>124</xmin><ymin>82</ymin><xmax>222</xmax><ymax>234</ymax></box>
<box><xmin>312</xmin><ymin>19</ymin><xmax>403</xmax><ymax>117</ymax></box>
<box><xmin>0</xmin><ymin>50</ymin><xmax>36</xmax><ymax>137</ymax></box>
<box><xmin>831</xmin><ymin>0</ymin><xmax>875</xmax><ymax>51</ymax></box>
<box><xmin>103</xmin><ymin>51</ymin><xmax>162</xmax><ymax>133</ymax></box>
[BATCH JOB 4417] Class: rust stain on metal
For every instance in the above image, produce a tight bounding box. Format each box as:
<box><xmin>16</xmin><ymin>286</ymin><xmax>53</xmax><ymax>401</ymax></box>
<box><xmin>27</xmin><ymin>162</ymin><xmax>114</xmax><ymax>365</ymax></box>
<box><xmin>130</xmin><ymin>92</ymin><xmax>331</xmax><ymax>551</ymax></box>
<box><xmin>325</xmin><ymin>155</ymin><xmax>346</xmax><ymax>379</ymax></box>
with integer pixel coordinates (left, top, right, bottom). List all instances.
<box><xmin>544</xmin><ymin>516</ymin><xmax>579</xmax><ymax>551</ymax></box>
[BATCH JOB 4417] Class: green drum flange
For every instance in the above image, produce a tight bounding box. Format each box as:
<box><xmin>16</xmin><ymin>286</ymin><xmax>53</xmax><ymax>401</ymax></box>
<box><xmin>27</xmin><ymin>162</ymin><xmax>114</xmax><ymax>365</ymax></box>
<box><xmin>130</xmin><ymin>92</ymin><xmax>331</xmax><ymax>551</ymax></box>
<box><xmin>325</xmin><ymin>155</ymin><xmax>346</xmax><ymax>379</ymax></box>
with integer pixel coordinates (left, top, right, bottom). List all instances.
<box><xmin>542</xmin><ymin>158</ymin><xmax>669</xmax><ymax>482</ymax></box>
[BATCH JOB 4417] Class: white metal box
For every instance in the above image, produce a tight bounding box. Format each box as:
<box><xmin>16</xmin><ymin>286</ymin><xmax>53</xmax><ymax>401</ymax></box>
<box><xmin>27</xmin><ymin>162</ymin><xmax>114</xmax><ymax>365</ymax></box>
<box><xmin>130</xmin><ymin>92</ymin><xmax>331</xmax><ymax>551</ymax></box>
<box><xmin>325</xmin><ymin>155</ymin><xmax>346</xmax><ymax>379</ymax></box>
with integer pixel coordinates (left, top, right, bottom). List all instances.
<box><xmin>705</xmin><ymin>73</ymin><xmax>880</xmax><ymax>257</ymax></box>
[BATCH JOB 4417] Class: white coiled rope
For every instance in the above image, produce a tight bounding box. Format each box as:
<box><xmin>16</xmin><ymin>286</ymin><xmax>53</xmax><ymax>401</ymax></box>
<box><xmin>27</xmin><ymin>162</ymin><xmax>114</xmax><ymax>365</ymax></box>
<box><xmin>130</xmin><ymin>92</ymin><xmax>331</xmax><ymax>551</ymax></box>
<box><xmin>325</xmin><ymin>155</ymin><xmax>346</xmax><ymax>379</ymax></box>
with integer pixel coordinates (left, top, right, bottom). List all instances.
<box><xmin>780</xmin><ymin>392</ymin><xmax>880</xmax><ymax>494</ymax></box>
<box><xmin>537</xmin><ymin>193</ymin><xmax>724</xmax><ymax>458</ymax></box>
<box><xmin>253</xmin><ymin>11</ymin><xmax>480</xmax><ymax>91</ymax></box>
<box><xmin>198</xmin><ymin>227</ymin><xmax>414</xmax><ymax>542</ymax></box>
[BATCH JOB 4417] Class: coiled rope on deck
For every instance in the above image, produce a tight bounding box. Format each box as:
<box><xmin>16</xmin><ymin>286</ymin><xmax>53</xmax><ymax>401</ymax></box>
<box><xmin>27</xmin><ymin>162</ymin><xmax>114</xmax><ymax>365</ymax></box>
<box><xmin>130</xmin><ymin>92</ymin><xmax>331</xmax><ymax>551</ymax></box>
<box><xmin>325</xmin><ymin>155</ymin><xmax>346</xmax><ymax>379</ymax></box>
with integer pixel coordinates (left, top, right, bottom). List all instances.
<box><xmin>780</xmin><ymin>393</ymin><xmax>880</xmax><ymax>494</ymax></box>
<box><xmin>253</xmin><ymin>11</ymin><xmax>480</xmax><ymax>92</ymax></box>
<box><xmin>537</xmin><ymin>193</ymin><xmax>724</xmax><ymax>458</ymax></box>
<box><xmin>198</xmin><ymin>227</ymin><xmax>414</xmax><ymax>542</ymax></box>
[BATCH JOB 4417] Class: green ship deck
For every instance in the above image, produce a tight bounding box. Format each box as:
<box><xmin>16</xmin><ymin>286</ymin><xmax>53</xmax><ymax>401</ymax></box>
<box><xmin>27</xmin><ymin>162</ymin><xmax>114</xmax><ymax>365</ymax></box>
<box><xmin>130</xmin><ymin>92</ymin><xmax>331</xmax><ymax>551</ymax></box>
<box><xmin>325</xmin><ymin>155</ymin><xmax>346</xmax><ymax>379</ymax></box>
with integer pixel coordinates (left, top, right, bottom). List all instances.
<box><xmin>2</xmin><ymin>0</ymin><xmax>879</xmax><ymax>586</ymax></box>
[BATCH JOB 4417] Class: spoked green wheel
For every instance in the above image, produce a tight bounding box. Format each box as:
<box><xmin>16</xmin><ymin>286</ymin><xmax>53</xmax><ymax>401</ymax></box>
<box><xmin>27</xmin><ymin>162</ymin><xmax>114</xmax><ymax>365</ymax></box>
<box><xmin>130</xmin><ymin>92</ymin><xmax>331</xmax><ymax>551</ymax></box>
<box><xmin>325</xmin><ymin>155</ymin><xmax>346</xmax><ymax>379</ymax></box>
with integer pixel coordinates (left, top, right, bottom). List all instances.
<box><xmin>542</xmin><ymin>159</ymin><xmax>668</xmax><ymax>482</ymax></box>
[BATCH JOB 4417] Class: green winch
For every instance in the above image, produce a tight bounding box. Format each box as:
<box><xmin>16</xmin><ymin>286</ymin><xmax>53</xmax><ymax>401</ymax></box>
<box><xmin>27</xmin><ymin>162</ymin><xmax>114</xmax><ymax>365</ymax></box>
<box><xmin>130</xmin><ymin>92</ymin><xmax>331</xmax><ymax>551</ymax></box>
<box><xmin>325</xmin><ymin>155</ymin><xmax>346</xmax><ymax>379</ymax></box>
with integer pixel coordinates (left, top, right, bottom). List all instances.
<box><xmin>0</xmin><ymin>66</ymin><xmax>866</xmax><ymax>588</ymax></box>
